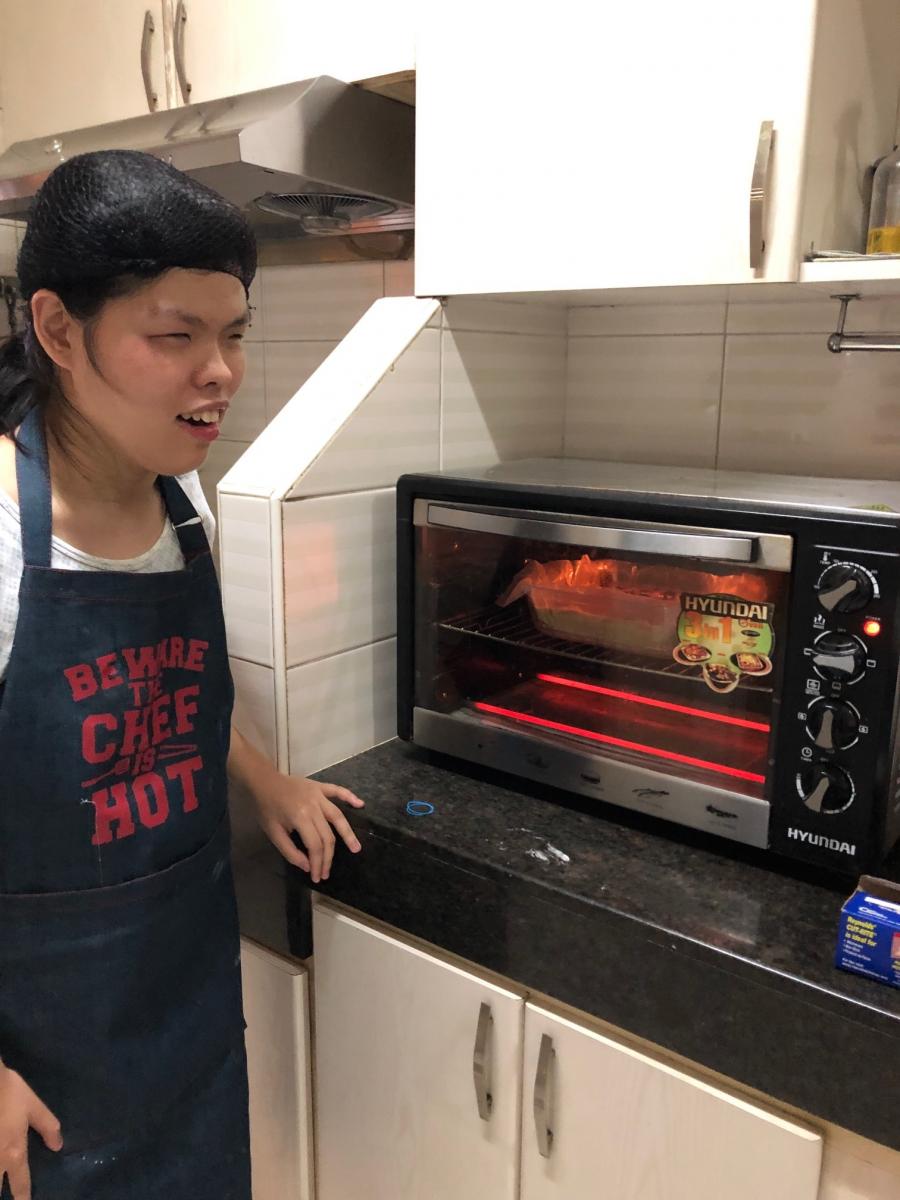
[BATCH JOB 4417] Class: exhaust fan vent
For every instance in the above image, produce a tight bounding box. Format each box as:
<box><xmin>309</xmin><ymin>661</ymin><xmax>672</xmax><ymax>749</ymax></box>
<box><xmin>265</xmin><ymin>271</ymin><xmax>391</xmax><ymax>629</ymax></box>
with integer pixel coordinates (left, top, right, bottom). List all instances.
<box><xmin>254</xmin><ymin>191</ymin><xmax>396</xmax><ymax>234</ymax></box>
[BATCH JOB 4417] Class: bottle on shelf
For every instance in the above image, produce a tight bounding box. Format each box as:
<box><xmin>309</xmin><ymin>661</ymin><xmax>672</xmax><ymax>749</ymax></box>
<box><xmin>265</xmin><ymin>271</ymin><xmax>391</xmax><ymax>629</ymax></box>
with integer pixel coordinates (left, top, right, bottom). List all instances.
<box><xmin>867</xmin><ymin>89</ymin><xmax>900</xmax><ymax>254</ymax></box>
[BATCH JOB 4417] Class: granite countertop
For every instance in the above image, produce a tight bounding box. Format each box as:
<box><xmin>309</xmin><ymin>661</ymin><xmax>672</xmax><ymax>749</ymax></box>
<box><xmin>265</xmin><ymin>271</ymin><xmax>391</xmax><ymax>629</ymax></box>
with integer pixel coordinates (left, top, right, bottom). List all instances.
<box><xmin>234</xmin><ymin>738</ymin><xmax>900</xmax><ymax>1150</ymax></box>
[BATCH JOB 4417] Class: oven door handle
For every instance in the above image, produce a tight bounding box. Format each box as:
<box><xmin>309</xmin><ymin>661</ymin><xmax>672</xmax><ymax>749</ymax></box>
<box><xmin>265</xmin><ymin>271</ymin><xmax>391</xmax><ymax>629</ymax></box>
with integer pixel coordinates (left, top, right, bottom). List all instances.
<box><xmin>423</xmin><ymin>504</ymin><xmax>761</xmax><ymax>564</ymax></box>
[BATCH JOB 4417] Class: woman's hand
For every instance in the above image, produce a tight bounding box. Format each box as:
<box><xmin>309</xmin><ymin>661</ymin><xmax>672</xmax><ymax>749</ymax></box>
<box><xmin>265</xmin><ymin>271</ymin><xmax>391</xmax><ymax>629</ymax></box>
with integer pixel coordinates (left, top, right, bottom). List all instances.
<box><xmin>228</xmin><ymin>725</ymin><xmax>364</xmax><ymax>881</ymax></box>
<box><xmin>252</xmin><ymin>774</ymin><xmax>364</xmax><ymax>882</ymax></box>
<box><xmin>0</xmin><ymin>1063</ymin><xmax>62</xmax><ymax>1200</ymax></box>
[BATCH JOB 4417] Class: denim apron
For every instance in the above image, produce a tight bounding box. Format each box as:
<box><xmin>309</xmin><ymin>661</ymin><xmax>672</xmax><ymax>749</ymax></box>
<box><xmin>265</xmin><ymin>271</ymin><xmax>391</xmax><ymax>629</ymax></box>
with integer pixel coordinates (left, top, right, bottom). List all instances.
<box><xmin>0</xmin><ymin>410</ymin><xmax>250</xmax><ymax>1198</ymax></box>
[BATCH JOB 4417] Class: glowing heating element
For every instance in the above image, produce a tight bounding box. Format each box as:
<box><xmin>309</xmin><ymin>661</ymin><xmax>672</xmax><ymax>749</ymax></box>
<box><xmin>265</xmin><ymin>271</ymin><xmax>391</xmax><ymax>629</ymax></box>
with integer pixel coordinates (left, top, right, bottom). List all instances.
<box><xmin>536</xmin><ymin>673</ymin><xmax>771</xmax><ymax>733</ymax></box>
<box><xmin>473</xmin><ymin>701</ymin><xmax>767</xmax><ymax>784</ymax></box>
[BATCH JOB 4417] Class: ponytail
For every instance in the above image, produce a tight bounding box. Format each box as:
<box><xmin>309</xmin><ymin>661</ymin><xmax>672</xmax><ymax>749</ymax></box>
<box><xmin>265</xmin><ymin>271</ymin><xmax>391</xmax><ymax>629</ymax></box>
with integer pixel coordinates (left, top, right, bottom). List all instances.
<box><xmin>0</xmin><ymin>329</ymin><xmax>37</xmax><ymax>436</ymax></box>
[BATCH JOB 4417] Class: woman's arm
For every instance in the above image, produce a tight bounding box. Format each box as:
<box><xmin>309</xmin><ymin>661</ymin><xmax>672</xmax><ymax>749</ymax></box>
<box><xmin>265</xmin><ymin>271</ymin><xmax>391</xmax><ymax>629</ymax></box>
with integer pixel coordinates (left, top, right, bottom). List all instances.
<box><xmin>227</xmin><ymin>724</ymin><xmax>363</xmax><ymax>882</ymax></box>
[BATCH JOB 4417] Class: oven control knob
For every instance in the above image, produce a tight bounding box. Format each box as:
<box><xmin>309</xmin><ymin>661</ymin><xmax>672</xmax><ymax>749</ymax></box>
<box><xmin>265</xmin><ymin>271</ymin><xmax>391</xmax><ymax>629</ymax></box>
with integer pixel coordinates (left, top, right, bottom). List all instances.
<box><xmin>797</xmin><ymin>764</ymin><xmax>854</xmax><ymax>813</ymax></box>
<box><xmin>811</xmin><ymin>632</ymin><xmax>866</xmax><ymax>683</ymax></box>
<box><xmin>806</xmin><ymin>700</ymin><xmax>859</xmax><ymax>751</ymax></box>
<box><xmin>816</xmin><ymin>564</ymin><xmax>874</xmax><ymax>613</ymax></box>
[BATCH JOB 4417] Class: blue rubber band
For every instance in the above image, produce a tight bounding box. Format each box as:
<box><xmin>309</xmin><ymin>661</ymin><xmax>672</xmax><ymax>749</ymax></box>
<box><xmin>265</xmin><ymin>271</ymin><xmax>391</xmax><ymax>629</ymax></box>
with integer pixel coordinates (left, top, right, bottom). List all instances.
<box><xmin>406</xmin><ymin>800</ymin><xmax>434</xmax><ymax>817</ymax></box>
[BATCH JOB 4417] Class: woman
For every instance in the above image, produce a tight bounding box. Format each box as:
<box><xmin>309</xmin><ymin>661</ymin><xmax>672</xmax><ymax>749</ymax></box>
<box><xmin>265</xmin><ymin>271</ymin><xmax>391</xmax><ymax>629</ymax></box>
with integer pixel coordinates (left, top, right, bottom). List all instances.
<box><xmin>0</xmin><ymin>149</ymin><xmax>363</xmax><ymax>1200</ymax></box>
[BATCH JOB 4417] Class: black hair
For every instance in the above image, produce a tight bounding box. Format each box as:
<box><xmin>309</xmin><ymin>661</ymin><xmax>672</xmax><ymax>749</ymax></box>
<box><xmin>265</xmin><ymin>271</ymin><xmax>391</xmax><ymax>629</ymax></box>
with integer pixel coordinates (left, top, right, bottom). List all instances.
<box><xmin>0</xmin><ymin>149</ymin><xmax>257</xmax><ymax>436</ymax></box>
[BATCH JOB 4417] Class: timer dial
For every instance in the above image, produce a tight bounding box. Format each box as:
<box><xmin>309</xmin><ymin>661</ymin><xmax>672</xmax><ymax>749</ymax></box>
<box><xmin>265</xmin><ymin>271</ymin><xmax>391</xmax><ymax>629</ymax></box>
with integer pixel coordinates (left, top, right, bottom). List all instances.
<box><xmin>797</xmin><ymin>764</ymin><xmax>854</xmax><ymax>814</ymax></box>
<box><xmin>816</xmin><ymin>563</ymin><xmax>875</xmax><ymax>614</ymax></box>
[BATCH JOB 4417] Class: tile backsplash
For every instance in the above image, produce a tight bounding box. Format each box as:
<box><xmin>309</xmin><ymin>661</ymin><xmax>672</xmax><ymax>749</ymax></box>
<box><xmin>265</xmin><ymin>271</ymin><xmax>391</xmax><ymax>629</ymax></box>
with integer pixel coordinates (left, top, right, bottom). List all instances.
<box><xmin>565</xmin><ymin>297</ymin><xmax>900</xmax><ymax>480</ymax></box>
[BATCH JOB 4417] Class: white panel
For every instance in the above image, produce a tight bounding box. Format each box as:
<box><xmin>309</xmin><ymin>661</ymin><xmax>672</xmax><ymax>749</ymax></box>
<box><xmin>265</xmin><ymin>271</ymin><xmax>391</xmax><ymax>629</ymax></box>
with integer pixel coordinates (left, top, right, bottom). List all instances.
<box><xmin>287</xmin><ymin>639</ymin><xmax>396</xmax><ymax>777</ymax></box>
<box><xmin>521</xmin><ymin>1003</ymin><xmax>821</xmax><ymax>1200</ymax></box>
<box><xmin>283</xmin><ymin>489</ymin><xmax>396</xmax><ymax>667</ymax></box>
<box><xmin>726</xmin><ymin>300</ymin><xmax>837</xmax><ymax>335</ymax></box>
<box><xmin>819</xmin><ymin>1126</ymin><xmax>900</xmax><ymax>1200</ymax></box>
<box><xmin>261</xmin><ymin>261</ymin><xmax>385</xmax><ymax>341</ymax></box>
<box><xmin>292</xmin><ymin>326</ymin><xmax>441</xmax><ymax>497</ymax></box>
<box><xmin>230</xmin><ymin>657</ymin><xmax>277</xmax><ymax>762</ymax></box>
<box><xmin>441</xmin><ymin>331</ymin><xmax>567</xmax><ymax>470</ymax></box>
<box><xmin>223</xmin><ymin>343</ymin><xmax>267</xmax><ymax>443</ymax></box>
<box><xmin>219</xmin><ymin>493</ymin><xmax>274</xmax><ymax>667</ymax></box>
<box><xmin>569</xmin><ymin>303</ymin><xmax>726</xmax><ymax>337</ymax></box>
<box><xmin>198</xmin><ymin>438</ymin><xmax>251</xmax><ymax>529</ymax></box>
<box><xmin>719</xmin><ymin>334</ymin><xmax>900</xmax><ymax>478</ymax></box>
<box><xmin>726</xmin><ymin>296</ymin><xmax>900</xmax><ymax>335</ymax></box>
<box><xmin>564</xmin><ymin>335</ymin><xmax>723</xmax><ymax>467</ymax></box>
<box><xmin>313</xmin><ymin>906</ymin><xmax>522</xmax><ymax>1200</ymax></box>
<box><xmin>221</xmin><ymin>297</ymin><xmax>440</xmax><ymax>499</ymax></box>
<box><xmin>241</xmin><ymin>940</ymin><xmax>313</xmax><ymax>1200</ymax></box>
<box><xmin>445</xmin><ymin>297</ymin><xmax>567</xmax><ymax>336</ymax></box>
<box><xmin>384</xmin><ymin>258</ymin><xmax>415</xmax><ymax>297</ymax></box>
<box><xmin>265</xmin><ymin>341</ymin><xmax>338</xmax><ymax>422</ymax></box>
<box><xmin>415</xmin><ymin>1</ymin><xmax>820</xmax><ymax>294</ymax></box>
<box><xmin>0</xmin><ymin>222</ymin><xmax>16</xmax><ymax>275</ymax></box>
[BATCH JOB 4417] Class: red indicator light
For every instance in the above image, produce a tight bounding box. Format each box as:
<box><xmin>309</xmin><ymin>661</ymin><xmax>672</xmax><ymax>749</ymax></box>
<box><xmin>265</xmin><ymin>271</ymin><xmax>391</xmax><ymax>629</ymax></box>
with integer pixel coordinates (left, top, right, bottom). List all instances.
<box><xmin>863</xmin><ymin>619</ymin><xmax>882</xmax><ymax>638</ymax></box>
<box><xmin>473</xmin><ymin>701</ymin><xmax>767</xmax><ymax>784</ymax></box>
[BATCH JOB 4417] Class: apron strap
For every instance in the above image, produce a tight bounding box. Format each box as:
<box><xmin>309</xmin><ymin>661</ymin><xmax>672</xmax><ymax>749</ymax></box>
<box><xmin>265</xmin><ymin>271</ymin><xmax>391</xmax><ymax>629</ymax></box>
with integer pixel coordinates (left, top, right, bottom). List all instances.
<box><xmin>15</xmin><ymin>408</ymin><xmax>211</xmax><ymax>567</ymax></box>
<box><xmin>158</xmin><ymin>475</ymin><xmax>211</xmax><ymax>562</ymax></box>
<box><xmin>15</xmin><ymin>408</ymin><xmax>53</xmax><ymax>569</ymax></box>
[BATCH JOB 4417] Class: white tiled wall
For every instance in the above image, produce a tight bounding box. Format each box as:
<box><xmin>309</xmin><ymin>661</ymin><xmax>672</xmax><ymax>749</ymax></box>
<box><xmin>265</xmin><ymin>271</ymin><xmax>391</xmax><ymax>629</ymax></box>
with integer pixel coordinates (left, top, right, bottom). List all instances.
<box><xmin>564</xmin><ymin>296</ymin><xmax>900</xmax><ymax>480</ymax></box>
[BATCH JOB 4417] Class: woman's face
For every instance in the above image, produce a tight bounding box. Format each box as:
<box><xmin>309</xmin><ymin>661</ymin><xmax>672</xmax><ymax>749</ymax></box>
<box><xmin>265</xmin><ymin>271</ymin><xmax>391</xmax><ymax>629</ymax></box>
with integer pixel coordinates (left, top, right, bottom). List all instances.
<box><xmin>63</xmin><ymin>268</ymin><xmax>250</xmax><ymax>478</ymax></box>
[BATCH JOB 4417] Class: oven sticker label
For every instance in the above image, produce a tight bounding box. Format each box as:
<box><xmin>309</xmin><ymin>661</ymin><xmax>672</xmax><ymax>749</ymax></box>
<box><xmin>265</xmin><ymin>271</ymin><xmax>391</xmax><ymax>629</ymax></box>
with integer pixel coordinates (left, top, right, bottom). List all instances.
<box><xmin>674</xmin><ymin>593</ymin><xmax>775</xmax><ymax>694</ymax></box>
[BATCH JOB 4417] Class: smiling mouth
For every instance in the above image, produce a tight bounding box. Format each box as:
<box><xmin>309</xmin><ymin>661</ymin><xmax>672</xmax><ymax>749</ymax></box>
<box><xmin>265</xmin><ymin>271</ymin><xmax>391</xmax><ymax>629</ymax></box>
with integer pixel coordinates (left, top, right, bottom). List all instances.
<box><xmin>177</xmin><ymin>408</ymin><xmax>225</xmax><ymax>427</ymax></box>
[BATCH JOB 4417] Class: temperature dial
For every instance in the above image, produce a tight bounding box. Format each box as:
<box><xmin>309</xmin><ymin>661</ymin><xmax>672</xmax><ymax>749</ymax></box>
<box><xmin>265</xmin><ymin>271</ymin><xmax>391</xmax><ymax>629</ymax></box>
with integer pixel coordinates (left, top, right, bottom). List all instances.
<box><xmin>806</xmin><ymin>699</ymin><xmax>859</xmax><ymax>751</ymax></box>
<box><xmin>797</xmin><ymin>764</ymin><xmax>854</xmax><ymax>813</ymax></box>
<box><xmin>816</xmin><ymin>563</ymin><xmax>875</xmax><ymax>614</ymax></box>
<box><xmin>811</xmin><ymin>632</ymin><xmax>867</xmax><ymax>684</ymax></box>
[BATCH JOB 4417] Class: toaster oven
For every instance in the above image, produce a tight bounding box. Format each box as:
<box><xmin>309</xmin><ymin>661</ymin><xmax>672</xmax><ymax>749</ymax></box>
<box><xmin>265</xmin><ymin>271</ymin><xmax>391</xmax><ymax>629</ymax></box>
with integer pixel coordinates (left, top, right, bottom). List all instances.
<box><xmin>397</xmin><ymin>459</ymin><xmax>900</xmax><ymax>873</ymax></box>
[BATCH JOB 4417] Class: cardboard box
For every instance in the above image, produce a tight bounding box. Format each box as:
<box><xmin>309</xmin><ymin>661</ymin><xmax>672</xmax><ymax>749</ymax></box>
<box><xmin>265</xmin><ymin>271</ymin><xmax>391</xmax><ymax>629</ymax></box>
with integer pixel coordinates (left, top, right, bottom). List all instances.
<box><xmin>836</xmin><ymin>875</ymin><xmax>900</xmax><ymax>988</ymax></box>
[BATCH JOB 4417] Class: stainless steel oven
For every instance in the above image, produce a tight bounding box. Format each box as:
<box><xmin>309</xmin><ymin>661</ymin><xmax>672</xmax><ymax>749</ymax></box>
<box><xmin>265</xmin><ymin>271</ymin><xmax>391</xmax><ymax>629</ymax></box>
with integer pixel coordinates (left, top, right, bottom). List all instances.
<box><xmin>397</xmin><ymin>459</ymin><xmax>900</xmax><ymax>873</ymax></box>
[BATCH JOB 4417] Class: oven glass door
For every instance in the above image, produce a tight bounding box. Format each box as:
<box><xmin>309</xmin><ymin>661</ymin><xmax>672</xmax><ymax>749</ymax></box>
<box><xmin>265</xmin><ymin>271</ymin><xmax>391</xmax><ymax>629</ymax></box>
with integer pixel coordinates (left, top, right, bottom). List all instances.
<box><xmin>413</xmin><ymin>501</ymin><xmax>793</xmax><ymax>801</ymax></box>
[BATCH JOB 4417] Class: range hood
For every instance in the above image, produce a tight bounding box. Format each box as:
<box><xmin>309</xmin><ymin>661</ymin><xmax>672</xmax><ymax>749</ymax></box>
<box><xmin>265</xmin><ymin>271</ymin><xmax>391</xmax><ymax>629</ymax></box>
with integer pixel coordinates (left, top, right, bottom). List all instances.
<box><xmin>0</xmin><ymin>76</ymin><xmax>414</xmax><ymax>237</ymax></box>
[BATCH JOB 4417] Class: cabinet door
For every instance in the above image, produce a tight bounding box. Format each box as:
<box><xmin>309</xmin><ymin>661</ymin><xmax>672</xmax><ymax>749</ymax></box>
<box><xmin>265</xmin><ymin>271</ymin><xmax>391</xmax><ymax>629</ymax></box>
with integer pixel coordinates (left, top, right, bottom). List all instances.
<box><xmin>313</xmin><ymin>904</ymin><xmax>523</xmax><ymax>1200</ymax></box>
<box><xmin>0</xmin><ymin>0</ymin><xmax>166</xmax><ymax>148</ymax></box>
<box><xmin>171</xmin><ymin>0</ymin><xmax>414</xmax><ymax>105</ymax></box>
<box><xmin>241</xmin><ymin>938</ymin><xmax>314</xmax><ymax>1200</ymax></box>
<box><xmin>521</xmin><ymin>1003</ymin><xmax>822</xmax><ymax>1200</ymax></box>
<box><xmin>415</xmin><ymin>0</ymin><xmax>819</xmax><ymax>295</ymax></box>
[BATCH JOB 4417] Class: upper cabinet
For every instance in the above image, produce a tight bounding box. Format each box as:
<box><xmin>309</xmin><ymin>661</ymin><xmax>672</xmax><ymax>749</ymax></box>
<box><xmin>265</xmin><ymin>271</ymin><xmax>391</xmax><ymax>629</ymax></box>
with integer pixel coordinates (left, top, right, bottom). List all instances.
<box><xmin>0</xmin><ymin>0</ymin><xmax>167</xmax><ymax>146</ymax></box>
<box><xmin>0</xmin><ymin>0</ymin><xmax>414</xmax><ymax>151</ymax></box>
<box><xmin>415</xmin><ymin>0</ymin><xmax>900</xmax><ymax>296</ymax></box>
<box><xmin>175</xmin><ymin>0</ymin><xmax>414</xmax><ymax>106</ymax></box>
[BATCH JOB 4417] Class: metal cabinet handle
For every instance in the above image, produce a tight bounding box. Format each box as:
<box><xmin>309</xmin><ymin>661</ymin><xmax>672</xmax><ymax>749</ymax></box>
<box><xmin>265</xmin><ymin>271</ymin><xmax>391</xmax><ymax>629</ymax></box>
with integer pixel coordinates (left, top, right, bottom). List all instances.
<box><xmin>473</xmin><ymin>1002</ymin><xmax>493</xmax><ymax>1121</ymax></box>
<box><xmin>174</xmin><ymin>0</ymin><xmax>192</xmax><ymax>105</ymax></box>
<box><xmin>141</xmin><ymin>11</ymin><xmax>159</xmax><ymax>112</ymax></box>
<box><xmin>533</xmin><ymin>1033</ymin><xmax>555</xmax><ymax>1159</ymax></box>
<box><xmin>749</xmin><ymin>120</ymin><xmax>774</xmax><ymax>271</ymax></box>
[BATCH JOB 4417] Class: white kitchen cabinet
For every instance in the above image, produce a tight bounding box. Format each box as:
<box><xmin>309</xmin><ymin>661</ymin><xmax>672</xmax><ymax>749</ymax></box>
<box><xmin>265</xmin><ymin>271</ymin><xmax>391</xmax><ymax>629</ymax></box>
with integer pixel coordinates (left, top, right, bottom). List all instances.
<box><xmin>172</xmin><ymin>0</ymin><xmax>414</xmax><ymax>106</ymax></box>
<box><xmin>0</xmin><ymin>0</ymin><xmax>168</xmax><ymax>146</ymax></box>
<box><xmin>415</xmin><ymin>0</ymin><xmax>900</xmax><ymax>296</ymax></box>
<box><xmin>312</xmin><ymin>904</ymin><xmax>524</xmax><ymax>1200</ymax></box>
<box><xmin>241</xmin><ymin>937</ymin><xmax>314</xmax><ymax>1200</ymax></box>
<box><xmin>521</xmin><ymin>1003</ymin><xmax>822</xmax><ymax>1200</ymax></box>
<box><xmin>0</xmin><ymin>0</ymin><xmax>413</xmax><ymax>153</ymax></box>
<box><xmin>313</xmin><ymin>906</ymin><xmax>825</xmax><ymax>1200</ymax></box>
